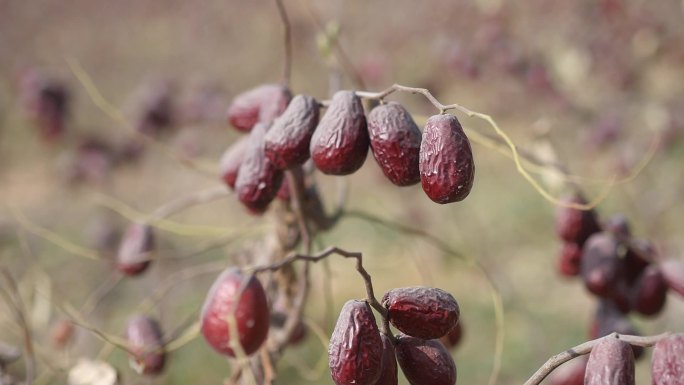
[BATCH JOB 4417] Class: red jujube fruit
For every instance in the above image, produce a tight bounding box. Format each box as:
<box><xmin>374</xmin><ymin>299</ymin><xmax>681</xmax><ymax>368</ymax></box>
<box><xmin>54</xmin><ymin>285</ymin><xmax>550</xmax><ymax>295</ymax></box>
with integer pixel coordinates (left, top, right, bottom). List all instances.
<box><xmin>200</xmin><ymin>269</ymin><xmax>269</xmax><ymax>357</ymax></box>
<box><xmin>310</xmin><ymin>90</ymin><xmax>369</xmax><ymax>175</ymax></box>
<box><xmin>328</xmin><ymin>300</ymin><xmax>383</xmax><ymax>385</ymax></box>
<box><xmin>419</xmin><ymin>114</ymin><xmax>474</xmax><ymax>204</ymax></box>
<box><xmin>366</xmin><ymin>102</ymin><xmax>421</xmax><ymax>186</ymax></box>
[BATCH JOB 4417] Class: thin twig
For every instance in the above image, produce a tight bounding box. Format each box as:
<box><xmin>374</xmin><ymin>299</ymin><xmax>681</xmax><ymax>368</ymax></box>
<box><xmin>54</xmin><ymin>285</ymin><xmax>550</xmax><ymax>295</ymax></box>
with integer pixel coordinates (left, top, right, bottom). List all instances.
<box><xmin>524</xmin><ymin>332</ymin><xmax>673</xmax><ymax>385</ymax></box>
<box><xmin>274</xmin><ymin>0</ymin><xmax>292</xmax><ymax>87</ymax></box>
<box><xmin>337</xmin><ymin>83</ymin><xmax>632</xmax><ymax>210</ymax></box>
<box><xmin>250</xmin><ymin>246</ymin><xmax>395</xmax><ymax>343</ymax></box>
<box><xmin>151</xmin><ymin>185</ymin><xmax>231</xmax><ymax>221</ymax></box>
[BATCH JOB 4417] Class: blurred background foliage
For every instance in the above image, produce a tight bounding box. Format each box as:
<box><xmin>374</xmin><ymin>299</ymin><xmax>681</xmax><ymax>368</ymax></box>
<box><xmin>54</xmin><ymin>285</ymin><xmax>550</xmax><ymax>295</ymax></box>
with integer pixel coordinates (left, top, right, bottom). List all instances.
<box><xmin>1</xmin><ymin>0</ymin><xmax>684</xmax><ymax>384</ymax></box>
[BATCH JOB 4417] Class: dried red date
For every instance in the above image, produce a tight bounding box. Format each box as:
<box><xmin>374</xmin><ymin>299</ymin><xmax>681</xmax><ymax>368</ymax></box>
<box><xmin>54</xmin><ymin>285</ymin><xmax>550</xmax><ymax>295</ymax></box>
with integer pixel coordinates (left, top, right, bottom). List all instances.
<box><xmin>328</xmin><ymin>300</ymin><xmax>382</xmax><ymax>385</ymax></box>
<box><xmin>555</xmin><ymin>194</ymin><xmax>601</xmax><ymax>245</ymax></box>
<box><xmin>200</xmin><ymin>269</ymin><xmax>269</xmax><ymax>357</ymax></box>
<box><xmin>125</xmin><ymin>315</ymin><xmax>166</xmax><ymax>375</ymax></box>
<box><xmin>366</xmin><ymin>102</ymin><xmax>421</xmax><ymax>186</ymax></box>
<box><xmin>235</xmin><ymin>123</ymin><xmax>285</xmax><ymax>213</ymax></box>
<box><xmin>630</xmin><ymin>265</ymin><xmax>667</xmax><ymax>316</ymax></box>
<box><xmin>382</xmin><ymin>287</ymin><xmax>460</xmax><ymax>340</ymax></box>
<box><xmin>395</xmin><ymin>334</ymin><xmax>457</xmax><ymax>385</ymax></box>
<box><xmin>226</xmin><ymin>84</ymin><xmax>291</xmax><ymax>132</ymax></box>
<box><xmin>419</xmin><ymin>114</ymin><xmax>474</xmax><ymax>203</ymax></box>
<box><xmin>557</xmin><ymin>242</ymin><xmax>583</xmax><ymax>277</ymax></box>
<box><xmin>584</xmin><ymin>337</ymin><xmax>635</xmax><ymax>385</ymax></box>
<box><xmin>375</xmin><ymin>334</ymin><xmax>398</xmax><ymax>385</ymax></box>
<box><xmin>439</xmin><ymin>321</ymin><xmax>463</xmax><ymax>350</ymax></box>
<box><xmin>651</xmin><ymin>334</ymin><xmax>684</xmax><ymax>385</ymax></box>
<box><xmin>580</xmin><ymin>232</ymin><xmax>622</xmax><ymax>298</ymax></box>
<box><xmin>589</xmin><ymin>300</ymin><xmax>643</xmax><ymax>359</ymax></box>
<box><xmin>264</xmin><ymin>94</ymin><xmax>320</xmax><ymax>169</ymax></box>
<box><xmin>310</xmin><ymin>90</ymin><xmax>369</xmax><ymax>175</ymax></box>
<box><xmin>219</xmin><ymin>137</ymin><xmax>250</xmax><ymax>189</ymax></box>
<box><xmin>116</xmin><ymin>223</ymin><xmax>154</xmax><ymax>276</ymax></box>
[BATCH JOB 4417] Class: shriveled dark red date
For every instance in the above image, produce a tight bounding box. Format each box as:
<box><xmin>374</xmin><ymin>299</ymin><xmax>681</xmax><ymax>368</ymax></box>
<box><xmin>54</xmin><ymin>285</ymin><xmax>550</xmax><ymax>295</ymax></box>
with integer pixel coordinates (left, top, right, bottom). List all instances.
<box><xmin>219</xmin><ymin>137</ymin><xmax>250</xmax><ymax>189</ymax></box>
<box><xmin>659</xmin><ymin>259</ymin><xmax>684</xmax><ymax>298</ymax></box>
<box><xmin>116</xmin><ymin>223</ymin><xmax>155</xmax><ymax>276</ymax></box>
<box><xmin>375</xmin><ymin>334</ymin><xmax>398</xmax><ymax>385</ymax></box>
<box><xmin>226</xmin><ymin>84</ymin><xmax>291</xmax><ymax>132</ymax></box>
<box><xmin>264</xmin><ymin>94</ymin><xmax>320</xmax><ymax>169</ymax></box>
<box><xmin>623</xmin><ymin>239</ymin><xmax>653</xmax><ymax>284</ymax></box>
<box><xmin>125</xmin><ymin>315</ymin><xmax>166</xmax><ymax>375</ymax></box>
<box><xmin>604</xmin><ymin>213</ymin><xmax>631</xmax><ymax>239</ymax></box>
<box><xmin>439</xmin><ymin>321</ymin><xmax>463</xmax><ymax>350</ymax></box>
<box><xmin>549</xmin><ymin>356</ymin><xmax>587</xmax><ymax>385</ymax></box>
<box><xmin>366</xmin><ymin>102</ymin><xmax>421</xmax><ymax>186</ymax></box>
<box><xmin>419</xmin><ymin>114</ymin><xmax>474</xmax><ymax>204</ymax></box>
<box><xmin>589</xmin><ymin>300</ymin><xmax>643</xmax><ymax>359</ymax></box>
<box><xmin>200</xmin><ymin>268</ymin><xmax>269</xmax><ymax>357</ymax></box>
<box><xmin>382</xmin><ymin>286</ymin><xmax>460</xmax><ymax>340</ymax></box>
<box><xmin>557</xmin><ymin>242</ymin><xmax>583</xmax><ymax>277</ymax></box>
<box><xmin>629</xmin><ymin>264</ymin><xmax>667</xmax><ymax>316</ymax></box>
<box><xmin>651</xmin><ymin>334</ymin><xmax>684</xmax><ymax>385</ymax></box>
<box><xmin>310</xmin><ymin>90</ymin><xmax>369</xmax><ymax>175</ymax></box>
<box><xmin>328</xmin><ymin>300</ymin><xmax>382</xmax><ymax>385</ymax></box>
<box><xmin>555</xmin><ymin>194</ymin><xmax>601</xmax><ymax>245</ymax></box>
<box><xmin>584</xmin><ymin>337</ymin><xmax>635</xmax><ymax>385</ymax></box>
<box><xmin>581</xmin><ymin>232</ymin><xmax>622</xmax><ymax>298</ymax></box>
<box><xmin>235</xmin><ymin>123</ymin><xmax>284</xmax><ymax>213</ymax></box>
<box><xmin>395</xmin><ymin>334</ymin><xmax>457</xmax><ymax>385</ymax></box>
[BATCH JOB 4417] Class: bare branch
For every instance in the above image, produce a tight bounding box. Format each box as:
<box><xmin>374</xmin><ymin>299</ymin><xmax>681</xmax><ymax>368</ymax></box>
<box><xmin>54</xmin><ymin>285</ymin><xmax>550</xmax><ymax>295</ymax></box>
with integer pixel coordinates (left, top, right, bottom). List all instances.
<box><xmin>250</xmin><ymin>246</ymin><xmax>394</xmax><ymax>343</ymax></box>
<box><xmin>274</xmin><ymin>0</ymin><xmax>292</xmax><ymax>87</ymax></box>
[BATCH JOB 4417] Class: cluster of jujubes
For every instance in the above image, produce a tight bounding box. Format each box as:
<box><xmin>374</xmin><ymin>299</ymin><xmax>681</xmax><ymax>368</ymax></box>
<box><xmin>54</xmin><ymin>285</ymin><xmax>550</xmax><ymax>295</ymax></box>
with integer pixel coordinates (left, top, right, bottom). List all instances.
<box><xmin>220</xmin><ymin>84</ymin><xmax>475</xmax><ymax>213</ymax></box>
<box><xmin>328</xmin><ymin>287</ymin><xmax>461</xmax><ymax>385</ymax></box>
<box><xmin>550</xmin><ymin>194</ymin><xmax>684</xmax><ymax>384</ymax></box>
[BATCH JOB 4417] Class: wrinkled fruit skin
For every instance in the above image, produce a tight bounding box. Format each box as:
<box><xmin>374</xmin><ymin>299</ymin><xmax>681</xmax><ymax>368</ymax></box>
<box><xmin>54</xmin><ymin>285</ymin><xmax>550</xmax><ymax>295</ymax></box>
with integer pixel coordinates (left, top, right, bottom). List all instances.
<box><xmin>116</xmin><ymin>223</ymin><xmax>155</xmax><ymax>276</ymax></box>
<box><xmin>382</xmin><ymin>286</ymin><xmax>460</xmax><ymax>340</ymax></box>
<box><xmin>200</xmin><ymin>269</ymin><xmax>269</xmax><ymax>357</ymax></box>
<box><xmin>395</xmin><ymin>335</ymin><xmax>457</xmax><ymax>385</ymax></box>
<box><xmin>219</xmin><ymin>137</ymin><xmax>250</xmax><ymax>189</ymax></box>
<box><xmin>558</xmin><ymin>242</ymin><xmax>583</xmax><ymax>277</ymax></box>
<box><xmin>555</xmin><ymin>194</ymin><xmax>601</xmax><ymax>245</ymax></box>
<box><xmin>375</xmin><ymin>334</ymin><xmax>398</xmax><ymax>385</ymax></box>
<box><xmin>226</xmin><ymin>84</ymin><xmax>291</xmax><ymax>132</ymax></box>
<box><xmin>651</xmin><ymin>334</ymin><xmax>684</xmax><ymax>385</ymax></box>
<box><xmin>310</xmin><ymin>90</ymin><xmax>369</xmax><ymax>175</ymax></box>
<box><xmin>419</xmin><ymin>114</ymin><xmax>474</xmax><ymax>204</ymax></box>
<box><xmin>264</xmin><ymin>94</ymin><xmax>320</xmax><ymax>169</ymax></box>
<box><xmin>235</xmin><ymin>123</ymin><xmax>285</xmax><ymax>213</ymax></box>
<box><xmin>585</xmin><ymin>337</ymin><xmax>635</xmax><ymax>385</ymax></box>
<box><xmin>366</xmin><ymin>102</ymin><xmax>421</xmax><ymax>186</ymax></box>
<box><xmin>126</xmin><ymin>315</ymin><xmax>166</xmax><ymax>375</ymax></box>
<box><xmin>440</xmin><ymin>321</ymin><xmax>463</xmax><ymax>350</ymax></box>
<box><xmin>581</xmin><ymin>233</ymin><xmax>621</xmax><ymax>298</ymax></box>
<box><xmin>630</xmin><ymin>265</ymin><xmax>668</xmax><ymax>316</ymax></box>
<box><xmin>328</xmin><ymin>300</ymin><xmax>382</xmax><ymax>385</ymax></box>
<box><xmin>659</xmin><ymin>259</ymin><xmax>684</xmax><ymax>298</ymax></box>
<box><xmin>549</xmin><ymin>356</ymin><xmax>587</xmax><ymax>385</ymax></box>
